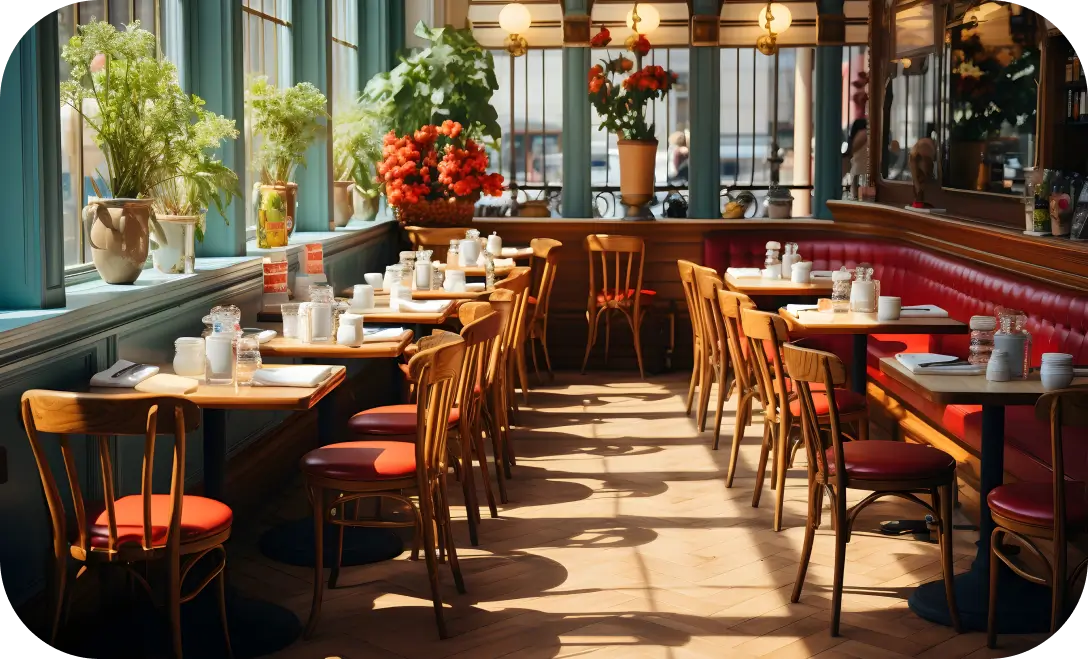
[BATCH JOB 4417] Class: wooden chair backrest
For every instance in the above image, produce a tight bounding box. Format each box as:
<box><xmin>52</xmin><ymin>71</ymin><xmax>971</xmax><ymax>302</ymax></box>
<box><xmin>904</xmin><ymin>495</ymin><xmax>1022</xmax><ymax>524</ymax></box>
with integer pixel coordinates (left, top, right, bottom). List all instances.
<box><xmin>494</xmin><ymin>267</ymin><xmax>532</xmax><ymax>353</ymax></box>
<box><xmin>405</xmin><ymin>226</ymin><xmax>471</xmax><ymax>261</ymax></box>
<box><xmin>407</xmin><ymin>335</ymin><xmax>466</xmax><ymax>478</ymax></box>
<box><xmin>1035</xmin><ymin>390</ymin><xmax>1088</xmax><ymax>541</ymax></box>
<box><xmin>20</xmin><ymin>391</ymin><xmax>201</xmax><ymax>559</ymax></box>
<box><xmin>584</xmin><ymin>234</ymin><xmax>647</xmax><ymax>312</ymax></box>
<box><xmin>741</xmin><ymin>309</ymin><xmax>792</xmax><ymax>423</ymax></box>
<box><xmin>717</xmin><ymin>290</ymin><xmax>756</xmax><ymax>395</ymax></box>
<box><xmin>529</xmin><ymin>238</ymin><xmax>563</xmax><ymax>325</ymax></box>
<box><xmin>782</xmin><ymin>343</ymin><xmax>849</xmax><ymax>485</ymax></box>
<box><xmin>677</xmin><ymin>260</ymin><xmax>703</xmax><ymax>346</ymax></box>
<box><xmin>454</xmin><ymin>302</ymin><xmax>503</xmax><ymax>413</ymax></box>
<box><xmin>693</xmin><ymin>266</ymin><xmax>727</xmax><ymax>372</ymax></box>
<box><xmin>485</xmin><ymin>289</ymin><xmax>517</xmax><ymax>388</ymax></box>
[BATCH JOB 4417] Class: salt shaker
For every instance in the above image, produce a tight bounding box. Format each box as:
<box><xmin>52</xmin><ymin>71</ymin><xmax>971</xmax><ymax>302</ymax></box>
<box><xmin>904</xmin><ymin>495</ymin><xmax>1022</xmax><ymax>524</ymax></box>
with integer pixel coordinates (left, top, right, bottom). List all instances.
<box><xmin>849</xmin><ymin>264</ymin><xmax>878</xmax><ymax>313</ymax></box>
<box><xmin>487</xmin><ymin>231</ymin><xmax>503</xmax><ymax>256</ymax></box>
<box><xmin>781</xmin><ymin>243</ymin><xmax>799</xmax><ymax>280</ymax></box>
<box><xmin>415</xmin><ymin>260</ymin><xmax>433</xmax><ymax>290</ymax></box>
<box><xmin>446</xmin><ymin>240</ymin><xmax>461</xmax><ymax>269</ymax></box>
<box><xmin>831</xmin><ymin>267</ymin><xmax>852</xmax><ymax>313</ymax></box>
<box><xmin>763</xmin><ymin>241</ymin><xmax>782</xmax><ymax>279</ymax></box>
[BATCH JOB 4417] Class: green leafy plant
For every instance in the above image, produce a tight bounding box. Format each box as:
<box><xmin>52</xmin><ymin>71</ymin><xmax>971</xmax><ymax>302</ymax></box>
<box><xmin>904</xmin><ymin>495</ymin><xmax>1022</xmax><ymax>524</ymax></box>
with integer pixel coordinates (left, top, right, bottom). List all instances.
<box><xmin>361</xmin><ymin>21</ymin><xmax>500</xmax><ymax>143</ymax></box>
<box><xmin>60</xmin><ymin>20</ymin><xmax>239</xmax><ymax>205</ymax></box>
<box><xmin>333</xmin><ymin>100</ymin><xmax>384</xmax><ymax>199</ymax></box>
<box><xmin>246</xmin><ymin>76</ymin><xmax>329</xmax><ymax>184</ymax></box>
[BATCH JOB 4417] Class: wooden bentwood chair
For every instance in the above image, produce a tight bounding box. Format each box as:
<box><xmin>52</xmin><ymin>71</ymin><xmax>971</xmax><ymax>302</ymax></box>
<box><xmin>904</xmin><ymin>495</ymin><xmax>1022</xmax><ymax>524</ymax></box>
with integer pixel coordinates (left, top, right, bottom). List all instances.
<box><xmin>987</xmin><ymin>389</ymin><xmax>1088</xmax><ymax>647</ymax></box>
<box><xmin>741</xmin><ymin>310</ymin><xmax>869</xmax><ymax>532</ymax></box>
<box><xmin>716</xmin><ymin>290</ymin><xmax>758</xmax><ymax>460</ymax></box>
<box><xmin>783</xmin><ymin>344</ymin><xmax>961</xmax><ymax>636</ymax></box>
<box><xmin>301</xmin><ymin>335</ymin><xmax>467</xmax><ymax>639</ymax></box>
<box><xmin>677</xmin><ymin>260</ymin><xmax>707</xmax><ymax>419</ymax></box>
<box><xmin>21</xmin><ymin>392</ymin><xmax>233</xmax><ymax>659</ymax></box>
<box><xmin>526</xmin><ymin>238</ymin><xmax>563</xmax><ymax>382</ymax></box>
<box><xmin>691</xmin><ymin>266</ymin><xmax>735</xmax><ymax>445</ymax></box>
<box><xmin>582</xmin><ymin>235</ymin><xmax>655</xmax><ymax>378</ymax></box>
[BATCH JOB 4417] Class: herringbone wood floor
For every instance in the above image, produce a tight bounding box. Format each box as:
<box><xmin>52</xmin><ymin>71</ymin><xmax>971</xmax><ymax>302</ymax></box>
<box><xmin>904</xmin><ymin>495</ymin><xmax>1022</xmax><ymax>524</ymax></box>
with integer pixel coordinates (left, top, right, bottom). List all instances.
<box><xmin>233</xmin><ymin>372</ymin><xmax>1053</xmax><ymax>659</ymax></box>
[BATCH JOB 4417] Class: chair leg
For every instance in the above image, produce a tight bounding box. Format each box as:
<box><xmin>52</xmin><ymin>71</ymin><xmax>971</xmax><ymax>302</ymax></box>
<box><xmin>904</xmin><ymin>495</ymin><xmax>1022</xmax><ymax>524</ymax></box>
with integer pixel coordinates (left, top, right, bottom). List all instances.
<box><xmin>439</xmin><ymin>476</ymin><xmax>466</xmax><ymax>594</ymax></box>
<box><xmin>725</xmin><ymin>392</ymin><xmax>752</xmax><ymax>484</ymax></box>
<box><xmin>457</xmin><ymin>423</ymin><xmax>480</xmax><ymax>547</ymax></box>
<box><xmin>497</xmin><ymin>382</ymin><xmax>516</xmax><ymax>475</ymax></box>
<box><xmin>540</xmin><ymin>323</ymin><xmax>555</xmax><ymax>381</ymax></box>
<box><xmin>712</xmin><ymin>365</ymin><xmax>728</xmax><ymax>451</ymax></box>
<box><xmin>696</xmin><ymin>359</ymin><xmax>714</xmax><ymax>433</ymax></box>
<box><xmin>773</xmin><ymin>416</ymin><xmax>790</xmax><ymax>532</ymax></box>
<box><xmin>686</xmin><ymin>341</ymin><xmax>701</xmax><ymax>416</ymax></box>
<box><xmin>936</xmin><ymin>484</ymin><xmax>962</xmax><ymax>633</ymax></box>
<box><xmin>792</xmin><ymin>477</ymin><xmax>823</xmax><ymax>603</ymax></box>
<box><xmin>604</xmin><ymin>311</ymin><xmax>612</xmax><ymax>367</ymax></box>
<box><xmin>856</xmin><ymin>415</ymin><xmax>869</xmax><ymax>441</ymax></box>
<box><xmin>630</xmin><ymin>310</ymin><xmax>646</xmax><ymax>379</ymax></box>
<box><xmin>581</xmin><ymin>309</ymin><xmax>602</xmax><ymax>374</ymax></box>
<box><xmin>47</xmin><ymin>551</ymin><xmax>66</xmax><ymax>646</ymax></box>
<box><xmin>830</xmin><ymin>489</ymin><xmax>849</xmax><ymax>637</ymax></box>
<box><xmin>216</xmin><ymin>567</ymin><xmax>234</xmax><ymax>659</ymax></box>
<box><xmin>328</xmin><ymin>521</ymin><xmax>344</xmax><ymax>589</ymax></box>
<box><xmin>488</xmin><ymin>390</ymin><xmax>509</xmax><ymax>504</ymax></box>
<box><xmin>474</xmin><ymin>408</ymin><xmax>499</xmax><ymax>519</ymax></box>
<box><xmin>167</xmin><ymin>549</ymin><xmax>183</xmax><ymax>659</ymax></box>
<box><xmin>304</xmin><ymin>486</ymin><xmax>326</xmax><ymax>640</ymax></box>
<box><xmin>529</xmin><ymin>335</ymin><xmax>542</xmax><ymax>383</ymax></box>
<box><xmin>987</xmin><ymin>529</ymin><xmax>1002</xmax><ymax>648</ymax></box>
<box><xmin>515</xmin><ymin>342</ymin><xmax>531</xmax><ymax>403</ymax></box>
<box><xmin>419</xmin><ymin>490</ymin><xmax>448</xmax><ymax>639</ymax></box>
<box><xmin>1052</xmin><ymin>526</ymin><xmax>1067</xmax><ymax>634</ymax></box>
<box><xmin>752</xmin><ymin>421</ymin><xmax>773</xmax><ymax>508</ymax></box>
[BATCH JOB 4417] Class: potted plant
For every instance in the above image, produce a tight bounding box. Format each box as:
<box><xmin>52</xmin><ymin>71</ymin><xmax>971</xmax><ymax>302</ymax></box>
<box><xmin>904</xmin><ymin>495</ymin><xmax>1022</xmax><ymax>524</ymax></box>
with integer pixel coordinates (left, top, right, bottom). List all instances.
<box><xmin>61</xmin><ymin>20</ymin><xmax>214</xmax><ymax>283</ymax></box>
<box><xmin>588</xmin><ymin>43</ymin><xmax>677</xmax><ymax>219</ymax></box>
<box><xmin>333</xmin><ymin>101</ymin><xmax>384</xmax><ymax>225</ymax></box>
<box><xmin>150</xmin><ymin>108</ymin><xmax>240</xmax><ymax>273</ymax></box>
<box><xmin>377</xmin><ymin>121</ymin><xmax>504</xmax><ymax>227</ymax></box>
<box><xmin>246</xmin><ymin>77</ymin><xmax>328</xmax><ymax>246</ymax></box>
<box><xmin>361</xmin><ymin>22</ymin><xmax>501</xmax><ymax>144</ymax></box>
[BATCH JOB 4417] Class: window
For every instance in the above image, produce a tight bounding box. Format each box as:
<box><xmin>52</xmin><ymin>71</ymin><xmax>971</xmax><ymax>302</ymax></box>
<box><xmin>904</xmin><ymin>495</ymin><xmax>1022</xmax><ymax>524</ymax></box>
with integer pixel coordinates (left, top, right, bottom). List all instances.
<box><xmin>57</xmin><ymin>0</ymin><xmax>177</xmax><ymax>269</ymax></box>
<box><xmin>242</xmin><ymin>0</ymin><xmax>293</xmax><ymax>229</ymax></box>
<box><xmin>331</xmin><ymin>0</ymin><xmax>359</xmax><ymax>111</ymax></box>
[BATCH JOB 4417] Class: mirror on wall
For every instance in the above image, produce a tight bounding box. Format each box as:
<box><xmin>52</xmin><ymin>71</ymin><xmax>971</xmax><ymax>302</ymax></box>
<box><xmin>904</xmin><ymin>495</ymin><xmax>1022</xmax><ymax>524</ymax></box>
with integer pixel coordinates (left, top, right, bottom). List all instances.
<box><xmin>882</xmin><ymin>0</ymin><xmax>940</xmax><ymax>182</ymax></box>
<box><xmin>942</xmin><ymin>2</ymin><xmax>1041</xmax><ymax>195</ymax></box>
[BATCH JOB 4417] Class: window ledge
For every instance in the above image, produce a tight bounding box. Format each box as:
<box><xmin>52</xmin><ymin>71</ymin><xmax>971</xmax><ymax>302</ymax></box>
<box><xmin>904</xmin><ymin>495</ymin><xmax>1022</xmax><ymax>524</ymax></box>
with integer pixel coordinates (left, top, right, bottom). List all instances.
<box><xmin>0</xmin><ymin>217</ymin><xmax>396</xmax><ymax>368</ymax></box>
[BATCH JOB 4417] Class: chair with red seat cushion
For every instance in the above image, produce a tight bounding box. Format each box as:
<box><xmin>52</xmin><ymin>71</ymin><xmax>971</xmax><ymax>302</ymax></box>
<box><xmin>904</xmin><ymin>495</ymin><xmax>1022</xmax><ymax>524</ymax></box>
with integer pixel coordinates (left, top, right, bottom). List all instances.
<box><xmin>740</xmin><ymin>310</ymin><xmax>870</xmax><ymax>532</ymax></box>
<box><xmin>526</xmin><ymin>238</ymin><xmax>563</xmax><ymax>383</ymax></box>
<box><xmin>582</xmin><ymin>234</ymin><xmax>653</xmax><ymax>378</ymax></box>
<box><xmin>348</xmin><ymin>404</ymin><xmax>460</xmax><ymax>435</ymax></box>
<box><xmin>988</xmin><ymin>390</ymin><xmax>1088</xmax><ymax>648</ymax></box>
<box><xmin>783</xmin><ymin>344</ymin><xmax>960</xmax><ymax>637</ymax></box>
<box><xmin>302</xmin><ymin>335</ymin><xmax>467</xmax><ymax>641</ymax></box>
<box><xmin>21</xmin><ymin>391</ymin><xmax>232</xmax><ymax>659</ymax></box>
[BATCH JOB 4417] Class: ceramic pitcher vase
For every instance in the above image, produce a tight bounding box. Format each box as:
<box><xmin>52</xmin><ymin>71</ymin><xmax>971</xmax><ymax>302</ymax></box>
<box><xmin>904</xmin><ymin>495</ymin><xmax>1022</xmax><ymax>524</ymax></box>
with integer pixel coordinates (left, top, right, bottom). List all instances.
<box><xmin>152</xmin><ymin>214</ymin><xmax>198</xmax><ymax>274</ymax></box>
<box><xmin>618</xmin><ymin>138</ymin><xmax>658</xmax><ymax>218</ymax></box>
<box><xmin>82</xmin><ymin>198</ymin><xmax>165</xmax><ymax>284</ymax></box>
<box><xmin>333</xmin><ymin>181</ymin><xmax>354</xmax><ymax>228</ymax></box>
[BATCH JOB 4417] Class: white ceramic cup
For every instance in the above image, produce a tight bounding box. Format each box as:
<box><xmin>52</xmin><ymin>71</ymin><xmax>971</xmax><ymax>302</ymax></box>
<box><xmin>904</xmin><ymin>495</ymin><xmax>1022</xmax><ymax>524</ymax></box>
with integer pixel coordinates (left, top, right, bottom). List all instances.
<box><xmin>364</xmin><ymin>272</ymin><xmax>383</xmax><ymax>289</ymax></box>
<box><xmin>444</xmin><ymin>269</ymin><xmax>467</xmax><ymax>293</ymax></box>
<box><xmin>791</xmin><ymin>263</ymin><xmax>811</xmax><ymax>284</ymax></box>
<box><xmin>459</xmin><ymin>238</ymin><xmax>481</xmax><ymax>267</ymax></box>
<box><xmin>351</xmin><ymin>284</ymin><xmax>374</xmax><ymax>310</ymax></box>
<box><xmin>986</xmin><ymin>349</ymin><xmax>1011</xmax><ymax>382</ymax></box>
<box><xmin>336</xmin><ymin>313</ymin><xmax>365</xmax><ymax>347</ymax></box>
<box><xmin>204</xmin><ymin>335</ymin><xmax>234</xmax><ymax>385</ymax></box>
<box><xmin>877</xmin><ymin>296</ymin><xmax>902</xmax><ymax>321</ymax></box>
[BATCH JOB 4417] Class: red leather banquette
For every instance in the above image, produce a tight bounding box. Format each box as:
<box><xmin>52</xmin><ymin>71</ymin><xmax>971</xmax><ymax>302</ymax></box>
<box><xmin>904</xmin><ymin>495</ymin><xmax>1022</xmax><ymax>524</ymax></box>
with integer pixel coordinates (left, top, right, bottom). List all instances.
<box><xmin>704</xmin><ymin>233</ymin><xmax>1088</xmax><ymax>485</ymax></box>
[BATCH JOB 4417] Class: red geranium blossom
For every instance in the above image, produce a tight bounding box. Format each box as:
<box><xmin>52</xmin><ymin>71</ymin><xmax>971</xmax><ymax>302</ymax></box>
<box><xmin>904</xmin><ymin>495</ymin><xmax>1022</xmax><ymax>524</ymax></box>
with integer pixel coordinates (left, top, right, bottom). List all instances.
<box><xmin>590</xmin><ymin>27</ymin><xmax>611</xmax><ymax>48</ymax></box>
<box><xmin>378</xmin><ymin>121</ymin><xmax>504</xmax><ymax>207</ymax></box>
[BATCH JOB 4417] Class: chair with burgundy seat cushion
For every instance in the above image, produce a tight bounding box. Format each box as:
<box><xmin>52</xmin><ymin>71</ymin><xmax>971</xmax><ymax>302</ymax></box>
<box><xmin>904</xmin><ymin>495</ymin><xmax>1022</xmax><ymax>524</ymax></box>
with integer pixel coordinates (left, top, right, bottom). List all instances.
<box><xmin>988</xmin><ymin>390</ymin><xmax>1088</xmax><ymax>648</ymax></box>
<box><xmin>740</xmin><ymin>310</ymin><xmax>870</xmax><ymax>532</ymax></box>
<box><xmin>783</xmin><ymin>344</ymin><xmax>960</xmax><ymax>637</ymax></box>
<box><xmin>348</xmin><ymin>405</ymin><xmax>460</xmax><ymax>435</ymax></box>
<box><xmin>21</xmin><ymin>391</ymin><xmax>232</xmax><ymax>659</ymax></box>
<box><xmin>526</xmin><ymin>238</ymin><xmax>563</xmax><ymax>382</ymax></box>
<box><xmin>302</xmin><ymin>335</ymin><xmax>467</xmax><ymax>640</ymax></box>
<box><xmin>582</xmin><ymin>234</ymin><xmax>653</xmax><ymax>378</ymax></box>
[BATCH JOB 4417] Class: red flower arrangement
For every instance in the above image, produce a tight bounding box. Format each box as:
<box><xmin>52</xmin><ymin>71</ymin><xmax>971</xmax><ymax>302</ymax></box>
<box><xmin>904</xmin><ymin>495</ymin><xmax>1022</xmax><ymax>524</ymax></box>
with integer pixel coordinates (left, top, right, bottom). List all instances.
<box><xmin>378</xmin><ymin>120</ymin><xmax>504</xmax><ymax>208</ymax></box>
<box><xmin>590</xmin><ymin>26</ymin><xmax>611</xmax><ymax>48</ymax></box>
<box><xmin>588</xmin><ymin>55</ymin><xmax>678</xmax><ymax>141</ymax></box>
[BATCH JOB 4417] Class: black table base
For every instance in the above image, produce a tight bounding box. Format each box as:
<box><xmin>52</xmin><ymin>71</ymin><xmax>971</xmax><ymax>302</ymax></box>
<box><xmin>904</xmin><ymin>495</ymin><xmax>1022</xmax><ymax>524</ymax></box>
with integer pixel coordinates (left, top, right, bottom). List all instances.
<box><xmin>909</xmin><ymin>559</ymin><xmax>1051</xmax><ymax>633</ymax></box>
<box><xmin>259</xmin><ymin>517</ymin><xmax>404</xmax><ymax>567</ymax></box>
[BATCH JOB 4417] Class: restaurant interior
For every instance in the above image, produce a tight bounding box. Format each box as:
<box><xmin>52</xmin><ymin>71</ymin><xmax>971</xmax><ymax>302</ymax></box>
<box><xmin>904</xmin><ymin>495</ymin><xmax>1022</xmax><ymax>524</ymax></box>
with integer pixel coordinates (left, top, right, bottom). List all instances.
<box><xmin>2</xmin><ymin>1</ymin><xmax>1087</xmax><ymax>658</ymax></box>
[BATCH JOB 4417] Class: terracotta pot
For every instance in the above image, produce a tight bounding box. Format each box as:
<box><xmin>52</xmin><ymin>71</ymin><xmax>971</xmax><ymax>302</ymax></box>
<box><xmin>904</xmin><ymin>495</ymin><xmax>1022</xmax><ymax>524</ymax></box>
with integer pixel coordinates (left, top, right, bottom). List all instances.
<box><xmin>355</xmin><ymin>191</ymin><xmax>380</xmax><ymax>221</ymax></box>
<box><xmin>393</xmin><ymin>197</ymin><xmax>477</xmax><ymax>227</ymax></box>
<box><xmin>618</xmin><ymin>138</ymin><xmax>658</xmax><ymax>217</ymax></box>
<box><xmin>152</xmin><ymin>214</ymin><xmax>198</xmax><ymax>274</ymax></box>
<box><xmin>257</xmin><ymin>184</ymin><xmax>296</xmax><ymax>248</ymax></box>
<box><xmin>83</xmin><ymin>198</ymin><xmax>163</xmax><ymax>284</ymax></box>
<box><xmin>333</xmin><ymin>181</ymin><xmax>354</xmax><ymax>227</ymax></box>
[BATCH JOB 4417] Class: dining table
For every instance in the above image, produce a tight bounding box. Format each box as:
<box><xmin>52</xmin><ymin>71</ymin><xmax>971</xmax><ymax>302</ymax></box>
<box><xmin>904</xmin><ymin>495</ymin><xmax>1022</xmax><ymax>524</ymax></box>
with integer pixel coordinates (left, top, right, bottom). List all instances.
<box><xmin>779</xmin><ymin>308</ymin><xmax>968</xmax><ymax>394</ymax></box>
<box><xmin>724</xmin><ymin>272</ymin><xmax>835</xmax><ymax>297</ymax></box>
<box><xmin>90</xmin><ymin>364</ymin><xmax>348</xmax><ymax>656</ymax></box>
<box><xmin>257</xmin><ymin>298</ymin><xmax>459</xmax><ymax>326</ymax></box>
<box><xmin>879</xmin><ymin>357</ymin><xmax>1088</xmax><ymax>633</ymax></box>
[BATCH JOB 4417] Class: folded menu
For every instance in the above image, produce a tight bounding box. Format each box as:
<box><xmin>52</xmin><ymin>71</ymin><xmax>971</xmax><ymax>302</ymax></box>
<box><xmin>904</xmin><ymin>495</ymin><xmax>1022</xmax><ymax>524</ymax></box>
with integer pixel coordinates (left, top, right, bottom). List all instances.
<box><xmin>785</xmin><ymin>304</ymin><xmax>821</xmax><ymax>315</ymax></box>
<box><xmin>493</xmin><ymin>258</ymin><xmax>515</xmax><ymax>268</ymax></box>
<box><xmin>251</xmin><ymin>365</ymin><xmax>334</xmax><ymax>388</ymax></box>
<box><xmin>398</xmin><ymin>299</ymin><xmax>451</xmax><ymax>314</ymax></box>
<box><xmin>500</xmin><ymin>247</ymin><xmax>521</xmax><ymax>257</ymax></box>
<box><xmin>134</xmin><ymin>374</ymin><xmax>199</xmax><ymax>395</ymax></box>
<box><xmin>726</xmin><ymin>268</ymin><xmax>762</xmax><ymax>278</ymax></box>
<box><xmin>364</xmin><ymin>327</ymin><xmax>407</xmax><ymax>342</ymax></box>
<box><xmin>896</xmin><ymin>353</ymin><xmax>984</xmax><ymax>375</ymax></box>
<box><xmin>899</xmin><ymin>305</ymin><xmax>950</xmax><ymax>318</ymax></box>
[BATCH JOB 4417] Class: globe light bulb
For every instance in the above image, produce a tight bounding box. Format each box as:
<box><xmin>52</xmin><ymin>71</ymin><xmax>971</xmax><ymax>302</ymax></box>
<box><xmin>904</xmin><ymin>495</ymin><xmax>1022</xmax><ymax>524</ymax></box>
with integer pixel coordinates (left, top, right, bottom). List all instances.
<box><xmin>499</xmin><ymin>3</ymin><xmax>532</xmax><ymax>35</ymax></box>
<box><xmin>625</xmin><ymin>3</ymin><xmax>661</xmax><ymax>35</ymax></box>
<box><xmin>758</xmin><ymin>3</ymin><xmax>793</xmax><ymax>35</ymax></box>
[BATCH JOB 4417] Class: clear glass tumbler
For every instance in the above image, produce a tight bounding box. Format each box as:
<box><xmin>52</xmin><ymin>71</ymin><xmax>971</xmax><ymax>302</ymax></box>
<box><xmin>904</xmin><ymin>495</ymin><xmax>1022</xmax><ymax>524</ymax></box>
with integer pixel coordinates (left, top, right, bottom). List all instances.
<box><xmin>235</xmin><ymin>336</ymin><xmax>262</xmax><ymax>386</ymax></box>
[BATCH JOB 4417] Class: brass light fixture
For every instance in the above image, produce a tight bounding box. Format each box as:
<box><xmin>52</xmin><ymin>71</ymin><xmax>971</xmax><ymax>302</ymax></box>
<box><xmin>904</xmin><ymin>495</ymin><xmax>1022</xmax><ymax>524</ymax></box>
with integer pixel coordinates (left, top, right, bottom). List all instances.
<box><xmin>624</xmin><ymin>3</ymin><xmax>660</xmax><ymax>51</ymax></box>
<box><xmin>499</xmin><ymin>2</ymin><xmax>531</xmax><ymax>57</ymax></box>
<box><xmin>756</xmin><ymin>2</ymin><xmax>793</xmax><ymax>56</ymax></box>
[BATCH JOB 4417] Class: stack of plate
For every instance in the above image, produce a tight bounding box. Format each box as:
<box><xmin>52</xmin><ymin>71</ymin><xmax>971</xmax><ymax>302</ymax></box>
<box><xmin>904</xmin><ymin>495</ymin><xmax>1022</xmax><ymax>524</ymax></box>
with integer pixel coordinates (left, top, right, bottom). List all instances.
<box><xmin>1041</xmin><ymin>353</ymin><xmax>1075</xmax><ymax>391</ymax></box>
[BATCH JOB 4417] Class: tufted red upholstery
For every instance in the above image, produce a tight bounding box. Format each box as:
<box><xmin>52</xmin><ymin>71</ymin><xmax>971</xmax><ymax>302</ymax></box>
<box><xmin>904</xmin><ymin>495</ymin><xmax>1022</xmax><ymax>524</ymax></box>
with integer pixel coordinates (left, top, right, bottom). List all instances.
<box><xmin>349</xmin><ymin>404</ymin><xmax>460</xmax><ymax>435</ymax></box>
<box><xmin>987</xmin><ymin>482</ymin><xmax>1088</xmax><ymax>528</ymax></box>
<box><xmin>705</xmin><ymin>232</ymin><xmax>1088</xmax><ymax>483</ymax></box>
<box><xmin>301</xmin><ymin>441</ymin><xmax>417</xmax><ymax>481</ymax></box>
<box><xmin>88</xmin><ymin>495</ymin><xmax>232</xmax><ymax>549</ymax></box>
<box><xmin>825</xmin><ymin>442</ymin><xmax>957</xmax><ymax>481</ymax></box>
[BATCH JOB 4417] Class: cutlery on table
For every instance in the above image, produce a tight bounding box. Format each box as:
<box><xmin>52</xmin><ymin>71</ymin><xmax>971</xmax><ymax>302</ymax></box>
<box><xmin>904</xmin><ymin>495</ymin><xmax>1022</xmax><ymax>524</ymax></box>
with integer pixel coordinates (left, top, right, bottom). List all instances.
<box><xmin>917</xmin><ymin>359</ymin><xmax>972</xmax><ymax>368</ymax></box>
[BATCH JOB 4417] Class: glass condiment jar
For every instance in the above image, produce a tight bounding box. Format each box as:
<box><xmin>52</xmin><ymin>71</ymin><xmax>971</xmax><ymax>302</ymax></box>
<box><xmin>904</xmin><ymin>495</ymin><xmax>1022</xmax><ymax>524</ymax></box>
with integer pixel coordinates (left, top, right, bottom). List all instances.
<box><xmin>446</xmin><ymin>240</ymin><xmax>461</xmax><ymax>269</ymax></box>
<box><xmin>969</xmin><ymin>315</ymin><xmax>997</xmax><ymax>365</ymax></box>
<box><xmin>994</xmin><ymin>307</ymin><xmax>1032</xmax><ymax>379</ymax></box>
<box><xmin>173</xmin><ymin>337</ymin><xmax>206</xmax><ymax>377</ymax></box>
<box><xmin>308</xmin><ymin>284</ymin><xmax>335</xmax><ymax>342</ymax></box>
<box><xmin>831</xmin><ymin>267</ymin><xmax>853</xmax><ymax>313</ymax></box>
<box><xmin>210</xmin><ymin>305</ymin><xmax>241</xmax><ymax>336</ymax></box>
<box><xmin>849</xmin><ymin>264</ymin><xmax>879</xmax><ymax>313</ymax></box>
<box><xmin>383</xmin><ymin>264</ymin><xmax>403</xmax><ymax>291</ymax></box>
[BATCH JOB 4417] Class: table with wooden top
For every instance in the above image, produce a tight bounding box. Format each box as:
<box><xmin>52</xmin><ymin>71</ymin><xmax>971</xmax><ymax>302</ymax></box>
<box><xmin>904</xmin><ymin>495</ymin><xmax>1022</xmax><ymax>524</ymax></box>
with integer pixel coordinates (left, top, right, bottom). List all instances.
<box><xmin>342</xmin><ymin>287</ymin><xmax>491</xmax><ymax>301</ymax></box>
<box><xmin>725</xmin><ymin>272</ymin><xmax>835</xmax><ymax>297</ymax></box>
<box><xmin>779</xmin><ymin>309</ymin><xmax>968</xmax><ymax>394</ymax></box>
<box><xmin>880</xmin><ymin>357</ymin><xmax>1088</xmax><ymax>633</ymax></box>
<box><xmin>258</xmin><ymin>299</ymin><xmax>458</xmax><ymax>326</ymax></box>
<box><xmin>260</xmin><ymin>330</ymin><xmax>414</xmax><ymax>360</ymax></box>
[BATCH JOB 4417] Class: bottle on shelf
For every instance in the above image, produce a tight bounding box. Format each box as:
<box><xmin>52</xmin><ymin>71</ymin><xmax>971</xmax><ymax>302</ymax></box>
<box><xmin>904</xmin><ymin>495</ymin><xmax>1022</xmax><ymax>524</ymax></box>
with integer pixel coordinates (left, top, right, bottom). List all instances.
<box><xmin>1068</xmin><ymin>53</ymin><xmax>1076</xmax><ymax>83</ymax></box>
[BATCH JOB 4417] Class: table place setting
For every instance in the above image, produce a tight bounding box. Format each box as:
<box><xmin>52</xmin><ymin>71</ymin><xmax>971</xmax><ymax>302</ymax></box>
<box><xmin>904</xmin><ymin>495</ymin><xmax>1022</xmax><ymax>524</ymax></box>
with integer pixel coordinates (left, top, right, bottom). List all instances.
<box><xmin>896</xmin><ymin>353</ymin><xmax>986</xmax><ymax>375</ymax></box>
